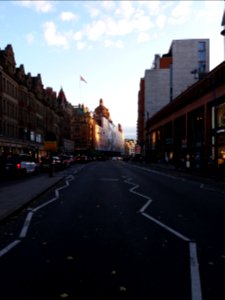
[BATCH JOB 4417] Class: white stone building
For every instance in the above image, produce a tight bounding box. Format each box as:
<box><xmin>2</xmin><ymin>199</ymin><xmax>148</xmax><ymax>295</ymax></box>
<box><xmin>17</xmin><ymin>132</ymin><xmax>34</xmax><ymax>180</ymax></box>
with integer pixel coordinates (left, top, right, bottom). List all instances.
<box><xmin>144</xmin><ymin>39</ymin><xmax>209</xmax><ymax>123</ymax></box>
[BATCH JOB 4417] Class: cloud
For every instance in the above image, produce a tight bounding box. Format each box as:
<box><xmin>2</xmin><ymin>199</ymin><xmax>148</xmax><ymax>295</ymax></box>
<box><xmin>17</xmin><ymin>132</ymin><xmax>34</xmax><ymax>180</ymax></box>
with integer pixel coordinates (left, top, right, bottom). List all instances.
<box><xmin>25</xmin><ymin>32</ymin><xmax>35</xmax><ymax>44</ymax></box>
<box><xmin>16</xmin><ymin>0</ymin><xmax>53</xmax><ymax>13</ymax></box>
<box><xmin>43</xmin><ymin>21</ymin><xmax>69</xmax><ymax>49</ymax></box>
<box><xmin>84</xmin><ymin>13</ymin><xmax>153</xmax><ymax>43</ymax></box>
<box><xmin>137</xmin><ymin>32</ymin><xmax>150</xmax><ymax>43</ymax></box>
<box><xmin>156</xmin><ymin>15</ymin><xmax>167</xmax><ymax>29</ymax></box>
<box><xmin>139</xmin><ymin>1</ymin><xmax>161</xmax><ymax>16</ymax></box>
<box><xmin>195</xmin><ymin>1</ymin><xmax>223</xmax><ymax>24</ymax></box>
<box><xmin>76</xmin><ymin>42</ymin><xmax>85</xmax><ymax>50</ymax></box>
<box><xmin>85</xmin><ymin>20</ymin><xmax>106</xmax><ymax>41</ymax></box>
<box><xmin>104</xmin><ymin>39</ymin><xmax>113</xmax><ymax>48</ymax></box>
<box><xmin>115</xmin><ymin>1</ymin><xmax>135</xmax><ymax>19</ymax></box>
<box><xmin>168</xmin><ymin>1</ymin><xmax>192</xmax><ymax>25</ymax></box>
<box><xmin>101</xmin><ymin>1</ymin><xmax>115</xmax><ymax>11</ymax></box>
<box><xmin>115</xmin><ymin>40</ymin><xmax>124</xmax><ymax>49</ymax></box>
<box><xmin>134</xmin><ymin>15</ymin><xmax>153</xmax><ymax>32</ymax></box>
<box><xmin>112</xmin><ymin>19</ymin><xmax>133</xmax><ymax>35</ymax></box>
<box><xmin>73</xmin><ymin>31</ymin><xmax>82</xmax><ymax>41</ymax></box>
<box><xmin>86</xmin><ymin>4</ymin><xmax>100</xmax><ymax>18</ymax></box>
<box><xmin>103</xmin><ymin>39</ymin><xmax>124</xmax><ymax>49</ymax></box>
<box><xmin>60</xmin><ymin>12</ymin><xmax>78</xmax><ymax>22</ymax></box>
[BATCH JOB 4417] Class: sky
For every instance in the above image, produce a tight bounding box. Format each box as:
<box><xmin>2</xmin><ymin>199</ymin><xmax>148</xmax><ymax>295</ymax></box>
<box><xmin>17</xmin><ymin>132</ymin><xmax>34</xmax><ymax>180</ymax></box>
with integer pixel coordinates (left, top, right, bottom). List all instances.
<box><xmin>0</xmin><ymin>1</ymin><xmax>224</xmax><ymax>139</ymax></box>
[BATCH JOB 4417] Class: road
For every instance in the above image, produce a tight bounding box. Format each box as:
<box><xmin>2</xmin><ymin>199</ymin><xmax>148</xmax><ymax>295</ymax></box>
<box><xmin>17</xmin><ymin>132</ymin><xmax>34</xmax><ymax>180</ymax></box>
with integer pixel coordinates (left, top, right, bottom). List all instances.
<box><xmin>0</xmin><ymin>161</ymin><xmax>224</xmax><ymax>300</ymax></box>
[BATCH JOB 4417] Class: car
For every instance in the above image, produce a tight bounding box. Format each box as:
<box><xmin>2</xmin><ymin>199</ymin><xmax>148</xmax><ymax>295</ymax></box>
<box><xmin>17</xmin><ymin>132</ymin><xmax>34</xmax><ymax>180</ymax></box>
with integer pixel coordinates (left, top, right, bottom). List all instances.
<box><xmin>4</xmin><ymin>154</ymin><xmax>38</xmax><ymax>177</ymax></box>
<box><xmin>40</xmin><ymin>155</ymin><xmax>62</xmax><ymax>172</ymax></box>
<box><xmin>39</xmin><ymin>156</ymin><xmax>50</xmax><ymax>172</ymax></box>
<box><xmin>52</xmin><ymin>156</ymin><xmax>64</xmax><ymax>171</ymax></box>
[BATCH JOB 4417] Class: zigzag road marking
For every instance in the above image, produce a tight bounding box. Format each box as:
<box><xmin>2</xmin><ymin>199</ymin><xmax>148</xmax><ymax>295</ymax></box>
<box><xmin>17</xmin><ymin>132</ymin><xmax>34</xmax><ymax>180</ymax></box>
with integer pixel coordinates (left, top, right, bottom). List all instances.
<box><xmin>123</xmin><ymin>176</ymin><xmax>202</xmax><ymax>300</ymax></box>
<box><xmin>0</xmin><ymin>174</ymin><xmax>75</xmax><ymax>257</ymax></box>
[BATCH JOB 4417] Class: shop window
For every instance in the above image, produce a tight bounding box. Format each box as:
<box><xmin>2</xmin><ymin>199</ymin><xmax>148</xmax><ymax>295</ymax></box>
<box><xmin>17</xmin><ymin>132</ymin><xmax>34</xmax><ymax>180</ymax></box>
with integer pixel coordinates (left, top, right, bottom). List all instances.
<box><xmin>218</xmin><ymin>145</ymin><xmax>225</xmax><ymax>166</ymax></box>
<box><xmin>30</xmin><ymin>131</ymin><xmax>35</xmax><ymax>141</ymax></box>
<box><xmin>216</xmin><ymin>103</ymin><xmax>225</xmax><ymax>128</ymax></box>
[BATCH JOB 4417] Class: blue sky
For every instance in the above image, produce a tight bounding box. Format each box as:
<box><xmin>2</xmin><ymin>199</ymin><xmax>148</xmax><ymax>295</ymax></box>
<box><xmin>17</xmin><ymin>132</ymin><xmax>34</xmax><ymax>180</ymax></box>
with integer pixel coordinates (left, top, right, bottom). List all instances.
<box><xmin>0</xmin><ymin>1</ymin><xmax>224</xmax><ymax>139</ymax></box>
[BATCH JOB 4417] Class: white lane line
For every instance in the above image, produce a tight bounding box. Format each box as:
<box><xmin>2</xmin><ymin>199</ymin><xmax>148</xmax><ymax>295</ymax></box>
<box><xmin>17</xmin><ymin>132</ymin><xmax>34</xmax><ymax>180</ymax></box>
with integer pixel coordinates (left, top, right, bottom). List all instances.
<box><xmin>133</xmin><ymin>165</ymin><xmax>178</xmax><ymax>180</ymax></box>
<box><xmin>66</xmin><ymin>175</ymin><xmax>74</xmax><ymax>182</ymax></box>
<box><xmin>125</xmin><ymin>175</ymin><xmax>203</xmax><ymax>300</ymax></box>
<box><xmin>0</xmin><ymin>174</ymin><xmax>77</xmax><ymax>258</ymax></box>
<box><xmin>189</xmin><ymin>242</ymin><xmax>202</xmax><ymax>300</ymax></box>
<box><xmin>19</xmin><ymin>211</ymin><xmax>34</xmax><ymax>238</ymax></box>
<box><xmin>124</xmin><ymin>177</ymin><xmax>152</xmax><ymax>202</ymax></box>
<box><xmin>141</xmin><ymin>212</ymin><xmax>191</xmax><ymax>242</ymax></box>
<box><xmin>124</xmin><ymin>176</ymin><xmax>189</xmax><ymax>241</ymax></box>
<box><xmin>0</xmin><ymin>240</ymin><xmax>21</xmax><ymax>257</ymax></box>
<box><xmin>32</xmin><ymin>197</ymin><xmax>57</xmax><ymax>212</ymax></box>
<box><xmin>139</xmin><ymin>200</ymin><xmax>152</xmax><ymax>213</ymax></box>
<box><xmin>33</xmin><ymin>177</ymin><xmax>72</xmax><ymax>212</ymax></box>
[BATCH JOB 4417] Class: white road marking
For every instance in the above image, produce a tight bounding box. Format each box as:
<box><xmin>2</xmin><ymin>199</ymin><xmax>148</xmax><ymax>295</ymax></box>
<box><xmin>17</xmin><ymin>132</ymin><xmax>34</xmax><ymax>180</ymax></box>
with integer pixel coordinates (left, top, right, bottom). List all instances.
<box><xmin>189</xmin><ymin>242</ymin><xmax>202</xmax><ymax>300</ymax></box>
<box><xmin>19</xmin><ymin>211</ymin><xmax>34</xmax><ymax>238</ymax></box>
<box><xmin>0</xmin><ymin>240</ymin><xmax>21</xmax><ymax>257</ymax></box>
<box><xmin>139</xmin><ymin>200</ymin><xmax>152</xmax><ymax>213</ymax></box>
<box><xmin>0</xmin><ymin>174</ymin><xmax>76</xmax><ymax>258</ymax></box>
<box><xmin>141</xmin><ymin>212</ymin><xmax>191</xmax><ymax>242</ymax></box>
<box><xmin>124</xmin><ymin>176</ymin><xmax>202</xmax><ymax>300</ymax></box>
<box><xmin>33</xmin><ymin>176</ymin><xmax>73</xmax><ymax>212</ymax></box>
<box><xmin>124</xmin><ymin>177</ymin><xmax>153</xmax><ymax>202</ymax></box>
<box><xmin>32</xmin><ymin>197</ymin><xmax>57</xmax><ymax>212</ymax></box>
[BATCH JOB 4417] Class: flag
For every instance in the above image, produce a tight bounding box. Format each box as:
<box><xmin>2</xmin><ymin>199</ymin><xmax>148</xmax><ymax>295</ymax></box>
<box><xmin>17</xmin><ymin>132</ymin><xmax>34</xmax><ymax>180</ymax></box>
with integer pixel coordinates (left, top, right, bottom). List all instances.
<box><xmin>80</xmin><ymin>75</ymin><xmax>87</xmax><ymax>83</ymax></box>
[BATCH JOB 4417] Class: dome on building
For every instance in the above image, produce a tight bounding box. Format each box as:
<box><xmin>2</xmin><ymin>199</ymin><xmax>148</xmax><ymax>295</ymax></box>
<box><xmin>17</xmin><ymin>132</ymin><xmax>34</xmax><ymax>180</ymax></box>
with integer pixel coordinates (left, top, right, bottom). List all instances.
<box><xmin>94</xmin><ymin>98</ymin><xmax>110</xmax><ymax>120</ymax></box>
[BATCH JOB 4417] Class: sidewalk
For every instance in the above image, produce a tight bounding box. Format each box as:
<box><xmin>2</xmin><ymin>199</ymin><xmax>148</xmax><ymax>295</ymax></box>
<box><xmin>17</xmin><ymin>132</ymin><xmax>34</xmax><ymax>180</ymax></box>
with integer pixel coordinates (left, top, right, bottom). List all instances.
<box><xmin>0</xmin><ymin>172</ymin><xmax>65</xmax><ymax>223</ymax></box>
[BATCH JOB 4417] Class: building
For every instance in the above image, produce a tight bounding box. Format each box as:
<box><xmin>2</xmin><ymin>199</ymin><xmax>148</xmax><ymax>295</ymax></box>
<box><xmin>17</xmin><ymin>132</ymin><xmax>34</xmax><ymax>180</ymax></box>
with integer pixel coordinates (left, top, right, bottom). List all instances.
<box><xmin>0</xmin><ymin>42</ymin><xmax>125</xmax><ymax>162</ymax></box>
<box><xmin>93</xmin><ymin>99</ymin><xmax>124</xmax><ymax>156</ymax></box>
<box><xmin>144</xmin><ymin>54</ymin><xmax>171</xmax><ymax>122</ymax></box>
<box><xmin>145</xmin><ymin>61</ymin><xmax>225</xmax><ymax>177</ymax></box>
<box><xmin>137</xmin><ymin>78</ymin><xmax>145</xmax><ymax>151</ymax></box>
<box><xmin>71</xmin><ymin>104</ymin><xmax>94</xmax><ymax>155</ymax></box>
<box><xmin>143</xmin><ymin>39</ymin><xmax>209</xmax><ymax>124</ymax></box>
<box><xmin>124</xmin><ymin>139</ymin><xmax>136</xmax><ymax>158</ymax></box>
<box><xmin>57</xmin><ymin>87</ymin><xmax>74</xmax><ymax>153</ymax></box>
<box><xmin>0</xmin><ymin>43</ymin><xmax>74</xmax><ymax>160</ymax></box>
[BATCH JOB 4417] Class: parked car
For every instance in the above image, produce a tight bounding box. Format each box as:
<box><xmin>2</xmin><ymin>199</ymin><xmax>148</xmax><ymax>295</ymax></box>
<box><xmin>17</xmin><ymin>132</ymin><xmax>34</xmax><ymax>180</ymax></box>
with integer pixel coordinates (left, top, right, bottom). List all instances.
<box><xmin>40</xmin><ymin>155</ymin><xmax>63</xmax><ymax>172</ymax></box>
<box><xmin>39</xmin><ymin>156</ymin><xmax>50</xmax><ymax>173</ymax></box>
<box><xmin>59</xmin><ymin>155</ymin><xmax>72</xmax><ymax>168</ymax></box>
<box><xmin>4</xmin><ymin>154</ymin><xmax>38</xmax><ymax>177</ymax></box>
<box><xmin>52</xmin><ymin>156</ymin><xmax>64</xmax><ymax>171</ymax></box>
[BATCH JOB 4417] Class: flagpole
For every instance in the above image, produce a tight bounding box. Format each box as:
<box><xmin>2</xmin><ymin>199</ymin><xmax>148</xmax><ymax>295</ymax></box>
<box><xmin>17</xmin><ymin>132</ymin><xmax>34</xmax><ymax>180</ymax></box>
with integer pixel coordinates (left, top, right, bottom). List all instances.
<box><xmin>79</xmin><ymin>76</ymin><xmax>82</xmax><ymax>103</ymax></box>
<box><xmin>79</xmin><ymin>75</ymin><xmax>87</xmax><ymax>103</ymax></box>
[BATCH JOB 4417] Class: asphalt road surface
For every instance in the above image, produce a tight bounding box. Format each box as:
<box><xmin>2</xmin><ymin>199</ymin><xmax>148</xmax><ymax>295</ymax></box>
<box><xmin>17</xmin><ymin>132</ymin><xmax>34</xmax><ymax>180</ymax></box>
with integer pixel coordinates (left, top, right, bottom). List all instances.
<box><xmin>0</xmin><ymin>161</ymin><xmax>224</xmax><ymax>300</ymax></box>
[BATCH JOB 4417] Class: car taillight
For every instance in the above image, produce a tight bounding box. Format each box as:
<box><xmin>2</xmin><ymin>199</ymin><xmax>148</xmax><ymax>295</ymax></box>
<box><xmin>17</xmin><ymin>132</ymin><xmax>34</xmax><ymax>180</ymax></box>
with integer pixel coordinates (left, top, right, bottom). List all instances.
<box><xmin>16</xmin><ymin>163</ymin><xmax>21</xmax><ymax>169</ymax></box>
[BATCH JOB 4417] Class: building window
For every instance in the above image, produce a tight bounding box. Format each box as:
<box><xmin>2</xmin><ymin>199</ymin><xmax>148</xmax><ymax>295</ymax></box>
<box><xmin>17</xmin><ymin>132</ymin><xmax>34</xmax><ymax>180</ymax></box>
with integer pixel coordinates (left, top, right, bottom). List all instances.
<box><xmin>198</xmin><ymin>62</ymin><xmax>206</xmax><ymax>74</ymax></box>
<box><xmin>30</xmin><ymin>131</ymin><xmax>35</xmax><ymax>141</ymax></box>
<box><xmin>198</xmin><ymin>51</ymin><xmax>206</xmax><ymax>61</ymax></box>
<box><xmin>216</xmin><ymin>103</ymin><xmax>225</xmax><ymax>128</ymax></box>
<box><xmin>36</xmin><ymin>134</ymin><xmax>42</xmax><ymax>143</ymax></box>
<box><xmin>198</xmin><ymin>41</ymin><xmax>206</xmax><ymax>51</ymax></box>
<box><xmin>198</xmin><ymin>41</ymin><xmax>206</xmax><ymax>77</ymax></box>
